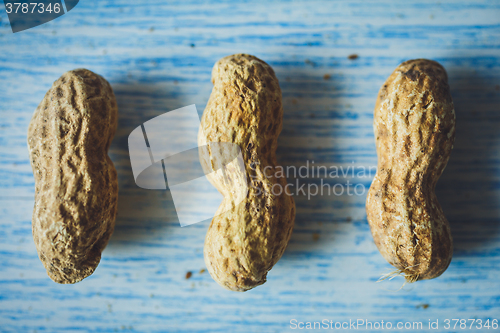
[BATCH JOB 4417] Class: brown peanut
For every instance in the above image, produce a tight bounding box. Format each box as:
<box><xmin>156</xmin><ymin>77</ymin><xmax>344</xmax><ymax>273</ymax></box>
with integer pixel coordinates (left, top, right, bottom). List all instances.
<box><xmin>27</xmin><ymin>69</ymin><xmax>119</xmax><ymax>284</ymax></box>
<box><xmin>198</xmin><ymin>54</ymin><xmax>296</xmax><ymax>291</ymax></box>
<box><xmin>366</xmin><ymin>59</ymin><xmax>455</xmax><ymax>282</ymax></box>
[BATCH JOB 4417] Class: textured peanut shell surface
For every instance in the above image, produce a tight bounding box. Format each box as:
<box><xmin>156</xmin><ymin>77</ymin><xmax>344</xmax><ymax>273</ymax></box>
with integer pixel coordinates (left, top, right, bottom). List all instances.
<box><xmin>366</xmin><ymin>59</ymin><xmax>455</xmax><ymax>282</ymax></box>
<box><xmin>27</xmin><ymin>69</ymin><xmax>119</xmax><ymax>284</ymax></box>
<box><xmin>198</xmin><ymin>54</ymin><xmax>296</xmax><ymax>291</ymax></box>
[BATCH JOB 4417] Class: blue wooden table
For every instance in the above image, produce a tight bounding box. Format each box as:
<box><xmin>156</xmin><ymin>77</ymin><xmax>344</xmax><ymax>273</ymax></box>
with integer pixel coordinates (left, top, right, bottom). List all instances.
<box><xmin>1</xmin><ymin>1</ymin><xmax>500</xmax><ymax>332</ymax></box>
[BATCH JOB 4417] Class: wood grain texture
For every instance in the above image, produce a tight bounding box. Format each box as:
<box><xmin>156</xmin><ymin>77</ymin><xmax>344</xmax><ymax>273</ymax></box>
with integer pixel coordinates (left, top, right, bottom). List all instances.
<box><xmin>0</xmin><ymin>0</ymin><xmax>500</xmax><ymax>332</ymax></box>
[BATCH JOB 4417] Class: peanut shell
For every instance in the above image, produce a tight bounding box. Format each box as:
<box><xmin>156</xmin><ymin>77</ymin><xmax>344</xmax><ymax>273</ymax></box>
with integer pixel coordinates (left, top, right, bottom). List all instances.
<box><xmin>27</xmin><ymin>69</ymin><xmax>119</xmax><ymax>284</ymax></box>
<box><xmin>199</xmin><ymin>54</ymin><xmax>296</xmax><ymax>291</ymax></box>
<box><xmin>366</xmin><ymin>59</ymin><xmax>455</xmax><ymax>282</ymax></box>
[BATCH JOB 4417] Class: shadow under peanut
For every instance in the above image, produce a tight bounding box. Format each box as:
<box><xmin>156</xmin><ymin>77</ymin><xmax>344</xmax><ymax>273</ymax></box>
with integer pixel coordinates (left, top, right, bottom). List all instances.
<box><xmin>106</xmin><ymin>81</ymin><xmax>181</xmax><ymax>247</ymax></box>
<box><xmin>273</xmin><ymin>63</ymin><xmax>355</xmax><ymax>255</ymax></box>
<box><xmin>436</xmin><ymin>68</ymin><xmax>500</xmax><ymax>254</ymax></box>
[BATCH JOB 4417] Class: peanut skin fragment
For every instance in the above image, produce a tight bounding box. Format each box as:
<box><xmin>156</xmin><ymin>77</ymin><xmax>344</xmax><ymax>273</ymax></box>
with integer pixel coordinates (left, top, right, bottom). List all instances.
<box><xmin>366</xmin><ymin>59</ymin><xmax>455</xmax><ymax>282</ymax></box>
<box><xmin>199</xmin><ymin>54</ymin><xmax>296</xmax><ymax>291</ymax></box>
<box><xmin>28</xmin><ymin>69</ymin><xmax>119</xmax><ymax>284</ymax></box>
